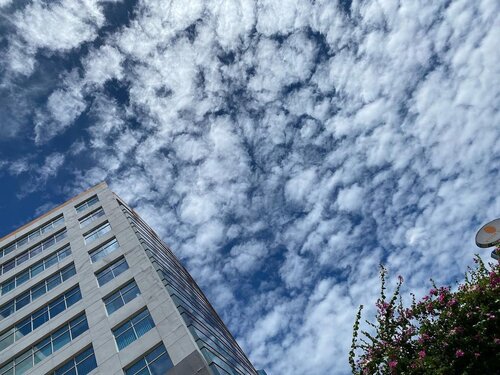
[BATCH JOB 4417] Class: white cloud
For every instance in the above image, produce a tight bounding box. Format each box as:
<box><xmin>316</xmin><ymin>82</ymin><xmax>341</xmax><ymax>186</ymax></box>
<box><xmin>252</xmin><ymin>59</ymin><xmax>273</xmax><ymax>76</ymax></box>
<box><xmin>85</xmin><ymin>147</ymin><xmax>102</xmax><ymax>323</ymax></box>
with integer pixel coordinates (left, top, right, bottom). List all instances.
<box><xmin>34</xmin><ymin>86</ymin><xmax>87</xmax><ymax>144</ymax></box>
<box><xmin>8</xmin><ymin>0</ymin><xmax>105</xmax><ymax>75</ymax></box>
<box><xmin>337</xmin><ymin>184</ymin><xmax>364</xmax><ymax>212</ymax></box>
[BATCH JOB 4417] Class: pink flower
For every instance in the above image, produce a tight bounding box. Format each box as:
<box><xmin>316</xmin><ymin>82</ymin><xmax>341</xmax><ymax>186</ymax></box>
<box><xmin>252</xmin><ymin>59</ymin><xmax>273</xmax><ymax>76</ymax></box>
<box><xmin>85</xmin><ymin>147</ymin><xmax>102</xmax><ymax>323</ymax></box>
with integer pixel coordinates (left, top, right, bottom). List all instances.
<box><xmin>389</xmin><ymin>360</ymin><xmax>398</xmax><ymax>368</ymax></box>
<box><xmin>447</xmin><ymin>299</ymin><xmax>457</xmax><ymax>307</ymax></box>
<box><xmin>429</xmin><ymin>288</ymin><xmax>438</xmax><ymax>296</ymax></box>
<box><xmin>455</xmin><ymin>349</ymin><xmax>464</xmax><ymax>358</ymax></box>
<box><xmin>418</xmin><ymin>350</ymin><xmax>426</xmax><ymax>359</ymax></box>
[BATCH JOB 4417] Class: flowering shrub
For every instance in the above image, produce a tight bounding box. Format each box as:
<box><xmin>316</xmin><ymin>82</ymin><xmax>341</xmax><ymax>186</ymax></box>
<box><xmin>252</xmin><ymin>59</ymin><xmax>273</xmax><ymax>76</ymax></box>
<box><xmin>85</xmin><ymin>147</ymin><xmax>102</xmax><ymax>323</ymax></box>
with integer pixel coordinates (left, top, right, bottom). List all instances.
<box><xmin>349</xmin><ymin>255</ymin><xmax>500</xmax><ymax>374</ymax></box>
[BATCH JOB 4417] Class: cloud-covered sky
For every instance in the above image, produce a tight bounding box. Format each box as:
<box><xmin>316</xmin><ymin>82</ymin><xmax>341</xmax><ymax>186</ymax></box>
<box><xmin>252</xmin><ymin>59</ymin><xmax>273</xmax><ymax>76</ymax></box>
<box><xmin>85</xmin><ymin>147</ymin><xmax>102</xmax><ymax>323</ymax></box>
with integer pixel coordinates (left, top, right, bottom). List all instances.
<box><xmin>0</xmin><ymin>0</ymin><xmax>499</xmax><ymax>373</ymax></box>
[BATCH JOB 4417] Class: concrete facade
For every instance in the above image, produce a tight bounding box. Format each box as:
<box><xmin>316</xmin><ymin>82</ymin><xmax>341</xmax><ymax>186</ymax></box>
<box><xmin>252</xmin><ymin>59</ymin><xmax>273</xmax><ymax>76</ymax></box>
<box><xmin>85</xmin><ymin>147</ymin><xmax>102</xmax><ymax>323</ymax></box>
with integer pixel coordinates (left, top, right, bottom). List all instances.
<box><xmin>0</xmin><ymin>183</ymin><xmax>258</xmax><ymax>375</ymax></box>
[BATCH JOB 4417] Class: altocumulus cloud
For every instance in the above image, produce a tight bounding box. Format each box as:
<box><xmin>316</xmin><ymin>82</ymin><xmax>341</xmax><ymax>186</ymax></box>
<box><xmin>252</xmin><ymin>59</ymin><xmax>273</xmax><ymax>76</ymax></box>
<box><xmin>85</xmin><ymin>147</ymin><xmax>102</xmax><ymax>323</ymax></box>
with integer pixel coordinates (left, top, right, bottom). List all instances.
<box><xmin>0</xmin><ymin>0</ymin><xmax>499</xmax><ymax>374</ymax></box>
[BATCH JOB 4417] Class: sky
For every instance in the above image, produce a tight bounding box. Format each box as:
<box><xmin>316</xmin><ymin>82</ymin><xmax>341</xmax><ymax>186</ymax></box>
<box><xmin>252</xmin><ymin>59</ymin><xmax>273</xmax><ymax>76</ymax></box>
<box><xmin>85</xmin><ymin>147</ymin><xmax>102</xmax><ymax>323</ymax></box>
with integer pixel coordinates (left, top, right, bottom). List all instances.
<box><xmin>0</xmin><ymin>0</ymin><xmax>499</xmax><ymax>374</ymax></box>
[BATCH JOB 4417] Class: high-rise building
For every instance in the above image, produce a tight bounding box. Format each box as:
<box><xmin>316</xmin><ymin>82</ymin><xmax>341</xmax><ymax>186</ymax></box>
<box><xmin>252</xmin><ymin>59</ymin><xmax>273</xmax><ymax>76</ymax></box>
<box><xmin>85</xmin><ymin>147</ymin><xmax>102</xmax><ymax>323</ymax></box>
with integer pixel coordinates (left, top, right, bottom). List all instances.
<box><xmin>0</xmin><ymin>182</ymin><xmax>260</xmax><ymax>375</ymax></box>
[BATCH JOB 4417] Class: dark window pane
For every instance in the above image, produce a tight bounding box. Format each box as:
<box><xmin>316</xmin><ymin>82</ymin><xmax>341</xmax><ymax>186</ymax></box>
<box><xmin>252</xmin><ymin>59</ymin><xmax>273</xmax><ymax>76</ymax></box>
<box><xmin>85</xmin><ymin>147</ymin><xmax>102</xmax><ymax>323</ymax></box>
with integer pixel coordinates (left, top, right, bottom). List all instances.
<box><xmin>31</xmin><ymin>263</ymin><xmax>44</xmax><ymax>277</ymax></box>
<box><xmin>41</xmin><ymin>224</ymin><xmax>52</xmax><ymax>234</ymax></box>
<box><xmin>62</xmin><ymin>266</ymin><xmax>76</xmax><ymax>281</ymax></box>
<box><xmin>49</xmin><ymin>298</ymin><xmax>66</xmax><ymax>318</ymax></box>
<box><xmin>113</xmin><ymin>321</ymin><xmax>132</xmax><ymax>337</ymax></box>
<box><xmin>16</xmin><ymin>317</ymin><xmax>32</xmax><ymax>338</ymax></box>
<box><xmin>15</xmin><ymin>351</ymin><xmax>33</xmax><ymax>375</ymax></box>
<box><xmin>4</xmin><ymin>244</ymin><xmax>16</xmax><ymax>256</ymax></box>
<box><xmin>47</xmin><ymin>274</ymin><xmax>62</xmax><ymax>290</ymax></box>
<box><xmin>31</xmin><ymin>283</ymin><xmax>46</xmax><ymax>300</ymax></box>
<box><xmin>122</xmin><ymin>284</ymin><xmax>140</xmax><ymax>304</ymax></box>
<box><xmin>16</xmin><ymin>270</ymin><xmax>30</xmax><ymax>285</ymax></box>
<box><xmin>75</xmin><ymin>347</ymin><xmax>94</xmax><ymax>362</ymax></box>
<box><xmin>32</xmin><ymin>309</ymin><xmax>49</xmax><ymax>330</ymax></box>
<box><xmin>149</xmin><ymin>352</ymin><xmax>173</xmax><ymax>375</ymax></box>
<box><xmin>29</xmin><ymin>231</ymin><xmax>41</xmax><ymax>241</ymax></box>
<box><xmin>43</xmin><ymin>237</ymin><xmax>55</xmax><ymax>249</ymax></box>
<box><xmin>15</xmin><ymin>294</ymin><xmax>30</xmax><ymax>310</ymax></box>
<box><xmin>70</xmin><ymin>319</ymin><xmax>88</xmax><ymax>339</ymax></box>
<box><xmin>17</xmin><ymin>237</ymin><xmax>28</xmax><ymax>247</ymax></box>
<box><xmin>53</xmin><ymin>329</ymin><xmax>71</xmax><ymax>351</ymax></box>
<box><xmin>134</xmin><ymin>315</ymin><xmax>154</xmax><ymax>338</ymax></box>
<box><xmin>34</xmin><ymin>338</ymin><xmax>52</xmax><ymax>363</ymax></box>
<box><xmin>59</xmin><ymin>247</ymin><xmax>71</xmax><ymax>259</ymax></box>
<box><xmin>30</xmin><ymin>245</ymin><xmax>42</xmax><ymax>257</ymax></box>
<box><xmin>66</xmin><ymin>289</ymin><xmax>82</xmax><ymax>307</ymax></box>
<box><xmin>76</xmin><ymin>354</ymin><xmax>97</xmax><ymax>375</ymax></box>
<box><xmin>116</xmin><ymin>328</ymin><xmax>137</xmax><ymax>350</ymax></box>
<box><xmin>16</xmin><ymin>253</ymin><xmax>29</xmax><ymax>266</ymax></box>
<box><xmin>45</xmin><ymin>255</ymin><xmax>58</xmax><ymax>268</ymax></box>
<box><xmin>113</xmin><ymin>259</ymin><xmax>129</xmax><ymax>275</ymax></box>
<box><xmin>0</xmin><ymin>330</ymin><xmax>14</xmax><ymax>352</ymax></box>
<box><xmin>54</xmin><ymin>360</ymin><xmax>74</xmax><ymax>375</ymax></box>
<box><xmin>97</xmin><ymin>269</ymin><xmax>114</xmax><ymax>286</ymax></box>
<box><xmin>125</xmin><ymin>358</ymin><xmax>147</xmax><ymax>375</ymax></box>
<box><xmin>3</xmin><ymin>260</ymin><xmax>15</xmax><ymax>273</ymax></box>
<box><xmin>0</xmin><ymin>303</ymin><xmax>14</xmax><ymax>319</ymax></box>
<box><xmin>105</xmin><ymin>297</ymin><xmax>123</xmax><ymax>315</ymax></box>
<box><xmin>2</xmin><ymin>280</ymin><xmax>15</xmax><ymax>295</ymax></box>
<box><xmin>55</xmin><ymin>231</ymin><xmax>67</xmax><ymax>242</ymax></box>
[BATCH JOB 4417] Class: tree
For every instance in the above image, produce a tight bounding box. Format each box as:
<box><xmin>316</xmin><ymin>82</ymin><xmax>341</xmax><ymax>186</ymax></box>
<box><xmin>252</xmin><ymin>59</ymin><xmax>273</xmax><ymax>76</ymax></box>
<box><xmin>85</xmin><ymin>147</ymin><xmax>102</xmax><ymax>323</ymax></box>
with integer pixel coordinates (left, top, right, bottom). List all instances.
<box><xmin>349</xmin><ymin>255</ymin><xmax>500</xmax><ymax>374</ymax></box>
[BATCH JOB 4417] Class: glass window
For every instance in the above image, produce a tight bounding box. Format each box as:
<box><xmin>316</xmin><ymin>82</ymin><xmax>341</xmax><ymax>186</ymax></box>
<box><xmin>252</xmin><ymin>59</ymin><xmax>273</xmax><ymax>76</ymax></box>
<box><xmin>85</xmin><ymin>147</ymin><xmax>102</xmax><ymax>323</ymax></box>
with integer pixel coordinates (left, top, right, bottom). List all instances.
<box><xmin>49</xmin><ymin>299</ymin><xmax>65</xmax><ymax>318</ymax></box>
<box><xmin>51</xmin><ymin>346</ymin><xmax>97</xmax><ymax>375</ymax></box>
<box><xmin>31</xmin><ymin>283</ymin><xmax>47</xmax><ymax>300</ymax></box>
<box><xmin>1</xmin><ymin>280</ymin><xmax>15</xmax><ymax>295</ymax></box>
<box><xmin>28</xmin><ymin>231</ymin><xmax>40</xmax><ymax>241</ymax></box>
<box><xmin>124</xmin><ymin>343</ymin><xmax>173</xmax><ymax>375</ymax></box>
<box><xmin>0</xmin><ymin>230</ymin><xmax>68</xmax><ymax>278</ymax></box>
<box><xmin>70</xmin><ymin>316</ymin><xmax>89</xmax><ymax>338</ymax></box>
<box><xmin>30</xmin><ymin>245</ymin><xmax>43</xmax><ymax>258</ymax></box>
<box><xmin>75</xmin><ymin>196</ymin><xmax>99</xmax><ymax>213</ymax></box>
<box><xmin>61</xmin><ymin>266</ymin><xmax>76</xmax><ymax>281</ymax></box>
<box><xmin>34</xmin><ymin>337</ymin><xmax>52</xmax><ymax>363</ymax></box>
<box><xmin>0</xmin><ymin>329</ymin><xmax>14</xmax><ymax>352</ymax></box>
<box><xmin>96</xmin><ymin>257</ymin><xmax>129</xmax><ymax>286</ymax></box>
<box><xmin>43</xmin><ymin>237</ymin><xmax>55</xmax><ymax>249</ymax></box>
<box><xmin>79</xmin><ymin>207</ymin><xmax>105</xmax><ymax>228</ymax></box>
<box><xmin>15</xmin><ymin>350</ymin><xmax>33</xmax><ymax>375</ymax></box>
<box><xmin>0</xmin><ymin>287</ymin><xmax>83</xmax><ymax>354</ymax></box>
<box><xmin>89</xmin><ymin>238</ymin><xmax>119</xmax><ymax>263</ymax></box>
<box><xmin>104</xmin><ymin>281</ymin><xmax>140</xmax><ymax>315</ymax></box>
<box><xmin>3</xmin><ymin>260</ymin><xmax>15</xmax><ymax>273</ymax></box>
<box><xmin>17</xmin><ymin>270</ymin><xmax>30</xmax><ymax>285</ymax></box>
<box><xmin>32</xmin><ymin>309</ymin><xmax>49</xmax><ymax>330</ymax></box>
<box><xmin>0</xmin><ymin>264</ymin><xmax>76</xmax><ymax>322</ymax></box>
<box><xmin>0</xmin><ymin>216</ymin><xmax>64</xmax><ymax>259</ymax></box>
<box><xmin>113</xmin><ymin>309</ymin><xmax>154</xmax><ymax>350</ymax></box>
<box><xmin>84</xmin><ymin>222</ymin><xmax>111</xmax><ymax>245</ymax></box>
<box><xmin>17</xmin><ymin>237</ymin><xmax>29</xmax><ymax>247</ymax></box>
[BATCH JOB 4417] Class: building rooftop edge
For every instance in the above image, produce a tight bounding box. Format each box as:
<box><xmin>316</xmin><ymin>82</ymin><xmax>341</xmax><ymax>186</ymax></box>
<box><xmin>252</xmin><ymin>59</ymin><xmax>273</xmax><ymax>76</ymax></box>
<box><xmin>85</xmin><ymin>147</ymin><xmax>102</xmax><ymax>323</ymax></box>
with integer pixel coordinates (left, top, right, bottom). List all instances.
<box><xmin>0</xmin><ymin>181</ymin><xmax>108</xmax><ymax>243</ymax></box>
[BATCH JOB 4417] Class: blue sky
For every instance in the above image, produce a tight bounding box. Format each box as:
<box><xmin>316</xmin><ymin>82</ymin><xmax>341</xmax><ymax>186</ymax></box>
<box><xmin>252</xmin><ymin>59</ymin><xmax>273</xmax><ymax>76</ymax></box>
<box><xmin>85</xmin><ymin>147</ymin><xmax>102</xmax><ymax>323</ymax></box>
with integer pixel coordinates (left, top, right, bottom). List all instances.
<box><xmin>0</xmin><ymin>0</ymin><xmax>499</xmax><ymax>374</ymax></box>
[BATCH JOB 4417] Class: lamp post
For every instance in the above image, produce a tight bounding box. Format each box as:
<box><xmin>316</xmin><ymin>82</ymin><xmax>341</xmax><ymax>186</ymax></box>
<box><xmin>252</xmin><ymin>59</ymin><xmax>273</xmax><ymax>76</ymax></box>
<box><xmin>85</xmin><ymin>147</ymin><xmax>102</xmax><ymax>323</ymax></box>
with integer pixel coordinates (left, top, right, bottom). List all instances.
<box><xmin>475</xmin><ymin>218</ymin><xmax>500</xmax><ymax>260</ymax></box>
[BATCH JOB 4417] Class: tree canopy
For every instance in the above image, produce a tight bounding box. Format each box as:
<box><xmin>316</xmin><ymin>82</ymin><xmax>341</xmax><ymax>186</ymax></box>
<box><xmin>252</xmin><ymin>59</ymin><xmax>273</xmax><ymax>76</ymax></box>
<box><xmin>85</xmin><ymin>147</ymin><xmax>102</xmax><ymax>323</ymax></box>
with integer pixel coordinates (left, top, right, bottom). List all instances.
<box><xmin>350</xmin><ymin>255</ymin><xmax>500</xmax><ymax>374</ymax></box>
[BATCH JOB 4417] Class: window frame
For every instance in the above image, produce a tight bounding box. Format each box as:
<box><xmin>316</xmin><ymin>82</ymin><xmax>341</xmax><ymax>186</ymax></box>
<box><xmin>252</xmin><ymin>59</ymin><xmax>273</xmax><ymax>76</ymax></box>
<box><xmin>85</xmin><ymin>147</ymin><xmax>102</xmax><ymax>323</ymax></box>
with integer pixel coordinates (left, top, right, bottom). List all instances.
<box><xmin>84</xmin><ymin>222</ymin><xmax>111</xmax><ymax>245</ymax></box>
<box><xmin>75</xmin><ymin>196</ymin><xmax>99</xmax><ymax>214</ymax></box>
<box><xmin>124</xmin><ymin>343</ymin><xmax>173</xmax><ymax>375</ymax></box>
<box><xmin>0</xmin><ymin>216</ymin><xmax>64</xmax><ymax>259</ymax></box>
<box><xmin>112</xmin><ymin>308</ymin><xmax>154</xmax><ymax>351</ymax></box>
<box><xmin>103</xmin><ymin>280</ymin><xmax>141</xmax><ymax>315</ymax></box>
<box><xmin>96</xmin><ymin>256</ymin><xmax>129</xmax><ymax>287</ymax></box>
<box><xmin>89</xmin><ymin>238</ymin><xmax>119</xmax><ymax>263</ymax></box>
<box><xmin>79</xmin><ymin>207</ymin><xmax>105</xmax><ymax>228</ymax></box>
